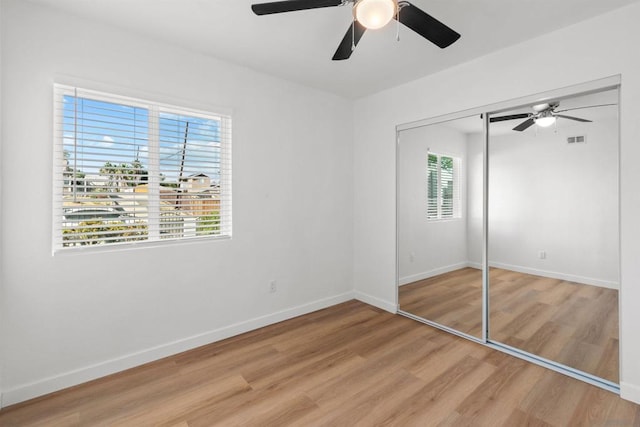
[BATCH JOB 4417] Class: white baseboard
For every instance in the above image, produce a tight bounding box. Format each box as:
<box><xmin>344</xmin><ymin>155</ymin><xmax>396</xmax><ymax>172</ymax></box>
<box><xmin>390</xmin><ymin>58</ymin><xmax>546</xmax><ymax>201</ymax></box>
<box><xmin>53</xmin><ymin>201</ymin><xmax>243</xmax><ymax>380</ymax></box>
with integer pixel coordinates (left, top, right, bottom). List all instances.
<box><xmin>489</xmin><ymin>261</ymin><xmax>619</xmax><ymax>290</ymax></box>
<box><xmin>1</xmin><ymin>291</ymin><xmax>356</xmax><ymax>408</ymax></box>
<box><xmin>398</xmin><ymin>262</ymin><xmax>470</xmax><ymax>286</ymax></box>
<box><xmin>621</xmin><ymin>381</ymin><xmax>640</xmax><ymax>404</ymax></box>
<box><xmin>354</xmin><ymin>291</ymin><xmax>397</xmax><ymax>313</ymax></box>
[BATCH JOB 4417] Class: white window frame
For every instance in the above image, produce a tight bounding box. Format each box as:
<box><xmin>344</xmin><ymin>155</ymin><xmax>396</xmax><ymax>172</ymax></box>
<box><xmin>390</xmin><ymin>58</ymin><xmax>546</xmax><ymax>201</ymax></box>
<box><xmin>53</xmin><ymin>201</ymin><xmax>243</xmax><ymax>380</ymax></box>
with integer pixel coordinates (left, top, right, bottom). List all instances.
<box><xmin>427</xmin><ymin>152</ymin><xmax>461</xmax><ymax>221</ymax></box>
<box><xmin>52</xmin><ymin>84</ymin><xmax>232</xmax><ymax>252</ymax></box>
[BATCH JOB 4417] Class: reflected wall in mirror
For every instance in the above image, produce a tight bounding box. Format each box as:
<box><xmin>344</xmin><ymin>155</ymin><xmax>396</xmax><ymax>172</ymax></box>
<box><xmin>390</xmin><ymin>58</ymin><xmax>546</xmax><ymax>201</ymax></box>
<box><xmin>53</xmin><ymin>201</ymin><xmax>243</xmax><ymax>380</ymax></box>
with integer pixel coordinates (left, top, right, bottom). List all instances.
<box><xmin>398</xmin><ymin>115</ymin><xmax>484</xmax><ymax>338</ymax></box>
<box><xmin>488</xmin><ymin>88</ymin><xmax>619</xmax><ymax>383</ymax></box>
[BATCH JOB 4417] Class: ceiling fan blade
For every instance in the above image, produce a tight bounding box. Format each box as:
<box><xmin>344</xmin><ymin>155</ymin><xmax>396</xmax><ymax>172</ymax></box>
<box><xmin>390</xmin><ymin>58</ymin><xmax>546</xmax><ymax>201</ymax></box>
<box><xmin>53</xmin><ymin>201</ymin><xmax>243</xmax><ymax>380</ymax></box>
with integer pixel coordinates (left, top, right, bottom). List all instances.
<box><xmin>555</xmin><ymin>114</ymin><xmax>592</xmax><ymax>123</ymax></box>
<box><xmin>513</xmin><ymin>118</ymin><xmax>535</xmax><ymax>132</ymax></box>
<box><xmin>489</xmin><ymin>113</ymin><xmax>531</xmax><ymax>123</ymax></box>
<box><xmin>251</xmin><ymin>0</ymin><xmax>342</xmax><ymax>15</ymax></box>
<box><xmin>332</xmin><ymin>21</ymin><xmax>366</xmax><ymax>61</ymax></box>
<box><xmin>555</xmin><ymin>103</ymin><xmax>617</xmax><ymax>113</ymax></box>
<box><xmin>395</xmin><ymin>2</ymin><xmax>460</xmax><ymax>48</ymax></box>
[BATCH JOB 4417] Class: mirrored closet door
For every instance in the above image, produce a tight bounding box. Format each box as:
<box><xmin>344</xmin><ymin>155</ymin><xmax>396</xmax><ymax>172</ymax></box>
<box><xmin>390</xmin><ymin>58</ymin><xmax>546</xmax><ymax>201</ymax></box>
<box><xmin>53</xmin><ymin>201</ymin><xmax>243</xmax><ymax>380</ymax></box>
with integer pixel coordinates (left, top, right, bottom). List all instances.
<box><xmin>397</xmin><ymin>78</ymin><xmax>620</xmax><ymax>389</ymax></box>
<box><xmin>397</xmin><ymin>114</ymin><xmax>485</xmax><ymax>340</ymax></box>
<box><xmin>487</xmin><ymin>87</ymin><xmax>620</xmax><ymax>384</ymax></box>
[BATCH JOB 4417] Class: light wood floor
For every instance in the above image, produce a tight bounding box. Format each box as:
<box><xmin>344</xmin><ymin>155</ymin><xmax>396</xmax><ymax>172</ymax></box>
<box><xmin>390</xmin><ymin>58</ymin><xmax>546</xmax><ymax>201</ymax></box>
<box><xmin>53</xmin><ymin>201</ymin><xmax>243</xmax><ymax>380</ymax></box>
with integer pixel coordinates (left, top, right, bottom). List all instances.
<box><xmin>1</xmin><ymin>300</ymin><xmax>637</xmax><ymax>426</ymax></box>
<box><xmin>399</xmin><ymin>267</ymin><xmax>619</xmax><ymax>383</ymax></box>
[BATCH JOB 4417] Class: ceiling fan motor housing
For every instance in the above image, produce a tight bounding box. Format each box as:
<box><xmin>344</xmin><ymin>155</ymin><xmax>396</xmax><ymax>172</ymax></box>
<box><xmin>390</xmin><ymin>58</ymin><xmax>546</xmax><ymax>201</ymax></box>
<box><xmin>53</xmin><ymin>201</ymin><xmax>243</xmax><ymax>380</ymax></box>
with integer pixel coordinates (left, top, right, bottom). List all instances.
<box><xmin>251</xmin><ymin>0</ymin><xmax>461</xmax><ymax>60</ymax></box>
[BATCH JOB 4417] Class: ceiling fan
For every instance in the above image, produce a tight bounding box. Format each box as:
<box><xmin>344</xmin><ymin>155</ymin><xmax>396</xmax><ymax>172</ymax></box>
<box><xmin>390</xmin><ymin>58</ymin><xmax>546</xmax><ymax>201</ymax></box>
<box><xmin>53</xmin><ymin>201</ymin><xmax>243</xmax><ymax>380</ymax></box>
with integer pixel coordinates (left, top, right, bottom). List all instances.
<box><xmin>490</xmin><ymin>102</ymin><xmax>616</xmax><ymax>132</ymax></box>
<box><xmin>250</xmin><ymin>0</ymin><xmax>461</xmax><ymax>60</ymax></box>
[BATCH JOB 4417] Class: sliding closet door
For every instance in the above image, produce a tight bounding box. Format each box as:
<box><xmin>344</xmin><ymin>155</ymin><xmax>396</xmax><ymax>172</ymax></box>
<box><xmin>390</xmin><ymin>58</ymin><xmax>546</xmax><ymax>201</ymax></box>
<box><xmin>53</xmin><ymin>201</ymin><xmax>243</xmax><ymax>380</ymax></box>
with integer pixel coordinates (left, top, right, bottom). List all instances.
<box><xmin>397</xmin><ymin>115</ymin><xmax>484</xmax><ymax>339</ymax></box>
<box><xmin>487</xmin><ymin>87</ymin><xmax>620</xmax><ymax>384</ymax></box>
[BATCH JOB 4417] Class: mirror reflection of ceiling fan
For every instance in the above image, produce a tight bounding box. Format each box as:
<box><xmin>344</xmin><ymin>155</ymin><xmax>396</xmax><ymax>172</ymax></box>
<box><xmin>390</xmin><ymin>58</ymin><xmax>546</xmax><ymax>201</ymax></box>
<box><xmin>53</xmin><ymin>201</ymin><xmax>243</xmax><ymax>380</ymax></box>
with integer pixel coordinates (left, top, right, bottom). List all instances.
<box><xmin>251</xmin><ymin>0</ymin><xmax>461</xmax><ymax>60</ymax></box>
<box><xmin>490</xmin><ymin>102</ymin><xmax>617</xmax><ymax>132</ymax></box>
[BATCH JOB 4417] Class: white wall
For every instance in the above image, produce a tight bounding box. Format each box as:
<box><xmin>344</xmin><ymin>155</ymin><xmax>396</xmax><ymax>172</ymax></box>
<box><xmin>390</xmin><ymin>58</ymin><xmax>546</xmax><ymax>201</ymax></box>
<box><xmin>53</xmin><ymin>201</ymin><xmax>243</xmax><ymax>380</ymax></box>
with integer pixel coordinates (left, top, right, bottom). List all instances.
<box><xmin>466</xmin><ymin>133</ymin><xmax>484</xmax><ymax>266</ymax></box>
<box><xmin>487</xmin><ymin>117</ymin><xmax>619</xmax><ymax>288</ymax></box>
<box><xmin>0</xmin><ymin>0</ymin><xmax>353</xmax><ymax>405</ymax></box>
<box><xmin>397</xmin><ymin>124</ymin><xmax>469</xmax><ymax>284</ymax></box>
<box><xmin>353</xmin><ymin>2</ymin><xmax>640</xmax><ymax>403</ymax></box>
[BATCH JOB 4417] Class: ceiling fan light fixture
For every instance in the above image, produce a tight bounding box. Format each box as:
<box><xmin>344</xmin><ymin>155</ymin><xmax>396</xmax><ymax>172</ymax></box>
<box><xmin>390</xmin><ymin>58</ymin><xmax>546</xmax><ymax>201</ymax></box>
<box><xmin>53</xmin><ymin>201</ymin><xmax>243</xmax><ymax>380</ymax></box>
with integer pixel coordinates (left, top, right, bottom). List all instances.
<box><xmin>535</xmin><ymin>111</ymin><xmax>556</xmax><ymax>128</ymax></box>
<box><xmin>354</xmin><ymin>0</ymin><xmax>396</xmax><ymax>30</ymax></box>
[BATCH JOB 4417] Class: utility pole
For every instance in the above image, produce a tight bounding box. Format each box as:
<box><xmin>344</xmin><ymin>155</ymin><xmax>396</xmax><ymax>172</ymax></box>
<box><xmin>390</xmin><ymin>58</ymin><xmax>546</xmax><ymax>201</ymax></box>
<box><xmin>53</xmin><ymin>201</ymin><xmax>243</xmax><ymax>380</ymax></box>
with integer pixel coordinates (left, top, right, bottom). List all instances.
<box><xmin>177</xmin><ymin>121</ymin><xmax>189</xmax><ymax>207</ymax></box>
<box><xmin>178</xmin><ymin>121</ymin><xmax>189</xmax><ymax>182</ymax></box>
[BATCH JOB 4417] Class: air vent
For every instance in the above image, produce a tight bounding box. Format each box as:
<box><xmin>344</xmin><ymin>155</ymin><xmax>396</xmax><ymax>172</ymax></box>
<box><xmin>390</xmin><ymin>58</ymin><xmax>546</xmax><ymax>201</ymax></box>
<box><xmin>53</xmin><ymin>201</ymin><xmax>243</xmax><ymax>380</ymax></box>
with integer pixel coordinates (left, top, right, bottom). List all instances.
<box><xmin>567</xmin><ymin>135</ymin><xmax>586</xmax><ymax>144</ymax></box>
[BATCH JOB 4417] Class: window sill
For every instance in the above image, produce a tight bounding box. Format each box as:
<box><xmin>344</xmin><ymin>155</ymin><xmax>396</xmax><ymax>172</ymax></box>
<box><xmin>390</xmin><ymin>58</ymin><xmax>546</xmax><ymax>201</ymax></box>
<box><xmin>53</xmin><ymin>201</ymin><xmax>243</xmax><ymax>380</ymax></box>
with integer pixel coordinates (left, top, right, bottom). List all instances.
<box><xmin>52</xmin><ymin>234</ymin><xmax>231</xmax><ymax>256</ymax></box>
<box><xmin>426</xmin><ymin>217</ymin><xmax>463</xmax><ymax>223</ymax></box>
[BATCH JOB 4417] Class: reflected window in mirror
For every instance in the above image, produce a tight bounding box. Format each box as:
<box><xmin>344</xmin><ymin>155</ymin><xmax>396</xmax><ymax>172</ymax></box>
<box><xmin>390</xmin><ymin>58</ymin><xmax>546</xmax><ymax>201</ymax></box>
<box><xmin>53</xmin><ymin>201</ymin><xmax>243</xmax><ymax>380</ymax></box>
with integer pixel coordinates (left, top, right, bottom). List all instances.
<box><xmin>427</xmin><ymin>152</ymin><xmax>461</xmax><ymax>220</ymax></box>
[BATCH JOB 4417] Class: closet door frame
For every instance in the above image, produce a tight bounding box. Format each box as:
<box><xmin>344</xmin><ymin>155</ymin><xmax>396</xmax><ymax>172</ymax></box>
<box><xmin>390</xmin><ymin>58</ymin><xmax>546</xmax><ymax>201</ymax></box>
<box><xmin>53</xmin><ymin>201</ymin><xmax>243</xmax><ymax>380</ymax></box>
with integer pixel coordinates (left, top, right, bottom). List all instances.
<box><xmin>396</xmin><ymin>74</ymin><xmax>621</xmax><ymax>393</ymax></box>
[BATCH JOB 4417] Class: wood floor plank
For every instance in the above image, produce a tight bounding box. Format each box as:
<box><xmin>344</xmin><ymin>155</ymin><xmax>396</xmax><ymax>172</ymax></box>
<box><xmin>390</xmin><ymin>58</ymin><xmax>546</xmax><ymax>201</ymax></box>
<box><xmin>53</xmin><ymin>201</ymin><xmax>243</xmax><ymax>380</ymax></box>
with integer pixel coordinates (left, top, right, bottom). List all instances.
<box><xmin>452</xmin><ymin>356</ymin><xmax>546</xmax><ymax>427</ymax></box>
<box><xmin>520</xmin><ymin>370</ymin><xmax>590</xmax><ymax>426</ymax></box>
<box><xmin>107</xmin><ymin>374</ymin><xmax>251</xmax><ymax>426</ymax></box>
<box><xmin>293</xmin><ymin>369</ymin><xmax>424</xmax><ymax>426</ymax></box>
<box><xmin>569</xmin><ymin>386</ymin><xmax>620</xmax><ymax>427</ymax></box>
<box><xmin>409</xmin><ymin>339</ymin><xmax>490</xmax><ymax>384</ymax></box>
<box><xmin>0</xmin><ymin>358</ymin><xmax>181</xmax><ymax>426</ymax></box>
<box><xmin>368</xmin><ymin>356</ymin><xmax>496</xmax><ymax>426</ymax></box>
<box><xmin>220</xmin><ymin>393</ymin><xmax>319</xmax><ymax>427</ymax></box>
<box><xmin>499</xmin><ymin>409</ymin><xmax>554</xmax><ymax>427</ymax></box>
<box><xmin>0</xmin><ymin>300</ymin><xmax>637</xmax><ymax>426</ymax></box>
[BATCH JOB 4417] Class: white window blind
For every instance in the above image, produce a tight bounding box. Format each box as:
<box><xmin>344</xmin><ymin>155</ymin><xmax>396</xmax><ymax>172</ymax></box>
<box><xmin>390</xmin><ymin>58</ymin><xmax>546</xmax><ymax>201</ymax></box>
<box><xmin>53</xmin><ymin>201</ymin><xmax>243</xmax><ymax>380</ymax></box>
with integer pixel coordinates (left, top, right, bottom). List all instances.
<box><xmin>427</xmin><ymin>152</ymin><xmax>461</xmax><ymax>220</ymax></box>
<box><xmin>53</xmin><ymin>85</ymin><xmax>232</xmax><ymax>250</ymax></box>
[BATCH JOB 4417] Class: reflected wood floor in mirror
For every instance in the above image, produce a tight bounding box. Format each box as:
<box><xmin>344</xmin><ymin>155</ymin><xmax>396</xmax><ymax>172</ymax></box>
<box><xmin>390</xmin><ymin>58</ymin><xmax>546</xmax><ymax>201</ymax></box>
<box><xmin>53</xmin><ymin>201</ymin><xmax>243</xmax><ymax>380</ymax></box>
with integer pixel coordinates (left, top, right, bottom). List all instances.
<box><xmin>399</xmin><ymin>267</ymin><xmax>484</xmax><ymax>338</ymax></box>
<box><xmin>398</xmin><ymin>267</ymin><xmax>619</xmax><ymax>383</ymax></box>
<box><xmin>0</xmin><ymin>301</ymin><xmax>636</xmax><ymax>426</ymax></box>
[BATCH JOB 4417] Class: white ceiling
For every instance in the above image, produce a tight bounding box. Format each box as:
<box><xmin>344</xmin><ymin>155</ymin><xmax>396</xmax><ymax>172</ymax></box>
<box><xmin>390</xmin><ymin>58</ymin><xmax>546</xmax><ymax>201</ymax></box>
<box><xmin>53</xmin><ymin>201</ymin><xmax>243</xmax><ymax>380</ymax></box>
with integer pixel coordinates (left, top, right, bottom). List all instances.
<box><xmin>27</xmin><ymin>0</ymin><xmax>640</xmax><ymax>98</ymax></box>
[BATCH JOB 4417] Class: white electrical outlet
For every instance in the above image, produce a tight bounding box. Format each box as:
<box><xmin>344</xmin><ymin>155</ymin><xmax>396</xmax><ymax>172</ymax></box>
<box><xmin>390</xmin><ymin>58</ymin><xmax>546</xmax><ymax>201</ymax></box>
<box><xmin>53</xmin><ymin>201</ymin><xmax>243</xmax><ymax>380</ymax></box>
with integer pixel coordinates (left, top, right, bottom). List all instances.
<box><xmin>269</xmin><ymin>280</ymin><xmax>277</xmax><ymax>293</ymax></box>
<box><xmin>539</xmin><ymin>251</ymin><xmax>546</xmax><ymax>259</ymax></box>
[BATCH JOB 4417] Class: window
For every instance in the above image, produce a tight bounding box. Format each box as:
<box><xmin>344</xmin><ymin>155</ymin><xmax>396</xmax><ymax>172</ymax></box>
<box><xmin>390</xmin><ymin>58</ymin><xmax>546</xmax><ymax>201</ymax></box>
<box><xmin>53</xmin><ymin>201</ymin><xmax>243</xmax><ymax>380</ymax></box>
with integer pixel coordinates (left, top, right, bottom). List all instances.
<box><xmin>427</xmin><ymin>152</ymin><xmax>461</xmax><ymax>220</ymax></box>
<box><xmin>53</xmin><ymin>85</ymin><xmax>232</xmax><ymax>250</ymax></box>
